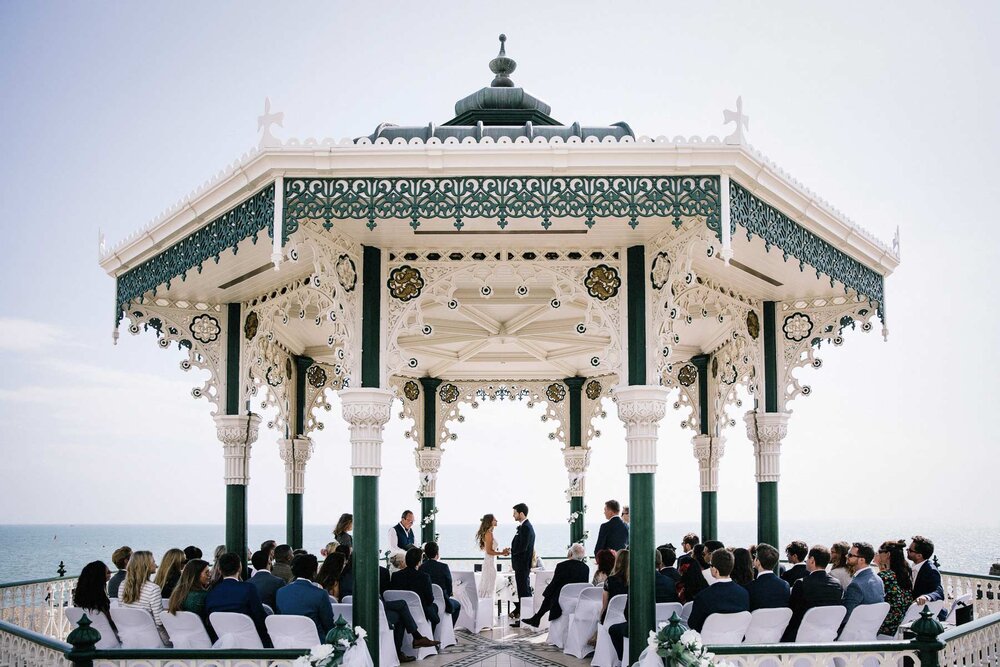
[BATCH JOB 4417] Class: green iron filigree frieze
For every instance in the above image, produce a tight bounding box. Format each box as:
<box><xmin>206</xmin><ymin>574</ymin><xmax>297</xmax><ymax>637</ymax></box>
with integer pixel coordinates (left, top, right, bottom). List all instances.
<box><xmin>282</xmin><ymin>175</ymin><xmax>721</xmax><ymax>238</ymax></box>
<box><xmin>729</xmin><ymin>180</ymin><xmax>885</xmax><ymax>310</ymax></box>
<box><xmin>114</xmin><ymin>185</ymin><xmax>275</xmax><ymax>322</ymax></box>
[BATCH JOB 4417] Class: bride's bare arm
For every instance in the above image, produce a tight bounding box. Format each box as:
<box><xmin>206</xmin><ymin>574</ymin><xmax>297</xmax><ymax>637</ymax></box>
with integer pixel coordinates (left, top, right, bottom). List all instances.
<box><xmin>485</xmin><ymin>532</ymin><xmax>505</xmax><ymax>556</ymax></box>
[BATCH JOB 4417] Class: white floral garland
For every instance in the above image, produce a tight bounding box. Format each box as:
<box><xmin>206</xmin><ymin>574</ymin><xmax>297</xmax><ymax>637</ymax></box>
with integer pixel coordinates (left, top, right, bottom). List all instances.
<box><xmin>422</xmin><ymin>507</ymin><xmax>439</xmax><ymax>526</ymax></box>
<box><xmin>642</xmin><ymin>626</ymin><xmax>736</xmax><ymax>667</ymax></box>
<box><xmin>294</xmin><ymin>627</ymin><xmax>367</xmax><ymax>667</ymax></box>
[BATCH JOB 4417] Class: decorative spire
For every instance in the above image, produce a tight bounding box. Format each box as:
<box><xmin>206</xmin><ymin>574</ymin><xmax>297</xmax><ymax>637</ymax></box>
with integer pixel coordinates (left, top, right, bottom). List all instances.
<box><xmin>489</xmin><ymin>34</ymin><xmax>517</xmax><ymax>87</ymax></box>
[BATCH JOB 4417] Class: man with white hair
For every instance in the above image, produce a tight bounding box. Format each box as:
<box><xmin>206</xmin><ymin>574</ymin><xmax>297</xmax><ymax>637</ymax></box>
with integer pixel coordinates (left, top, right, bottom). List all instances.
<box><xmin>521</xmin><ymin>543</ymin><xmax>590</xmax><ymax>628</ymax></box>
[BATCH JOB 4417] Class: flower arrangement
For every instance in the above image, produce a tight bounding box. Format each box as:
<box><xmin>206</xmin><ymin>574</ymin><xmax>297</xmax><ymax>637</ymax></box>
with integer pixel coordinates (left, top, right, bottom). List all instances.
<box><xmin>293</xmin><ymin>617</ymin><xmax>366</xmax><ymax>667</ymax></box>
<box><xmin>645</xmin><ymin>615</ymin><xmax>735</xmax><ymax>667</ymax></box>
<box><xmin>422</xmin><ymin>507</ymin><xmax>439</xmax><ymax>526</ymax></box>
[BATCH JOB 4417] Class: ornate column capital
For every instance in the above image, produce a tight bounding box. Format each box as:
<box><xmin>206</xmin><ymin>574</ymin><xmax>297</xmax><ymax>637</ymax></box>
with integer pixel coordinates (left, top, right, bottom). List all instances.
<box><xmin>692</xmin><ymin>434</ymin><xmax>726</xmax><ymax>492</ymax></box>
<box><xmin>414</xmin><ymin>447</ymin><xmax>443</xmax><ymax>498</ymax></box>
<box><xmin>615</xmin><ymin>385</ymin><xmax>669</xmax><ymax>474</ymax></box>
<box><xmin>339</xmin><ymin>388</ymin><xmax>394</xmax><ymax>477</ymax></box>
<box><xmin>744</xmin><ymin>410</ymin><xmax>791</xmax><ymax>483</ymax></box>
<box><xmin>213</xmin><ymin>413</ymin><xmax>262</xmax><ymax>485</ymax></box>
<box><xmin>278</xmin><ymin>436</ymin><xmax>314</xmax><ymax>494</ymax></box>
<box><xmin>563</xmin><ymin>446</ymin><xmax>591</xmax><ymax>497</ymax></box>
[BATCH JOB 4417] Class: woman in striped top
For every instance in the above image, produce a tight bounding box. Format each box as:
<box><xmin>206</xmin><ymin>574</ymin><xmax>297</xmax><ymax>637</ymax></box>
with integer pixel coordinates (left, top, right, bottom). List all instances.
<box><xmin>119</xmin><ymin>550</ymin><xmax>171</xmax><ymax>646</ymax></box>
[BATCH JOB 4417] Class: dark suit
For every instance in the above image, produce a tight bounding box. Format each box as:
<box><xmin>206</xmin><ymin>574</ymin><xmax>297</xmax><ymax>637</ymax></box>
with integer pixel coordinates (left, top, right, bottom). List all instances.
<box><xmin>781</xmin><ymin>563</ymin><xmax>808</xmax><ymax>586</ymax></box>
<box><xmin>747</xmin><ymin>571</ymin><xmax>790</xmax><ymax>611</ymax></box>
<box><xmin>594</xmin><ymin>516</ymin><xmax>629</xmax><ymax>555</ymax></box>
<box><xmin>610</xmin><ymin>570</ymin><xmax>679</xmax><ymax>659</ymax></box>
<box><xmin>420</xmin><ymin>558</ymin><xmax>461</xmax><ymax>624</ymax></box>
<box><xmin>275</xmin><ymin>579</ymin><xmax>335</xmax><ymax>640</ymax></box>
<box><xmin>912</xmin><ymin>561</ymin><xmax>944</xmax><ymax>602</ymax></box>
<box><xmin>659</xmin><ymin>566</ymin><xmax>681</xmax><ymax>586</ymax></box>
<box><xmin>389</xmin><ymin>566</ymin><xmax>439</xmax><ymax>627</ymax></box>
<box><xmin>677</xmin><ymin>552</ymin><xmax>695</xmax><ymax>571</ymax></box>
<box><xmin>204</xmin><ymin>578</ymin><xmax>272</xmax><ymax>647</ymax></box>
<box><xmin>782</xmin><ymin>569</ymin><xmax>844</xmax><ymax>642</ymax></box>
<box><xmin>687</xmin><ymin>580</ymin><xmax>750</xmax><ymax>632</ymax></box>
<box><xmin>529</xmin><ymin>558</ymin><xmax>590</xmax><ymax>622</ymax></box>
<box><xmin>249</xmin><ymin>570</ymin><xmax>286</xmax><ymax>609</ymax></box>
<box><xmin>338</xmin><ymin>563</ymin><xmax>354</xmax><ymax>600</ymax></box>
<box><xmin>107</xmin><ymin>570</ymin><xmax>126</xmax><ymax>599</ymax></box>
<box><xmin>380</xmin><ymin>566</ymin><xmax>419</xmax><ymax>652</ymax></box>
<box><xmin>842</xmin><ymin>568</ymin><xmax>884</xmax><ymax>629</ymax></box>
<box><xmin>510</xmin><ymin>519</ymin><xmax>536</xmax><ymax>605</ymax></box>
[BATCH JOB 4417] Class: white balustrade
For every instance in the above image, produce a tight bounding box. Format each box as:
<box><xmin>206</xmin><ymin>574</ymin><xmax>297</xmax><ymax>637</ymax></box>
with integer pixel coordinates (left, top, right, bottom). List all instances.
<box><xmin>0</xmin><ymin>577</ymin><xmax>77</xmax><ymax>639</ymax></box>
<box><xmin>941</xmin><ymin>571</ymin><xmax>1000</xmax><ymax>619</ymax></box>
<box><xmin>938</xmin><ymin>614</ymin><xmax>1000</xmax><ymax>666</ymax></box>
<box><xmin>0</xmin><ymin>623</ymin><xmax>71</xmax><ymax>667</ymax></box>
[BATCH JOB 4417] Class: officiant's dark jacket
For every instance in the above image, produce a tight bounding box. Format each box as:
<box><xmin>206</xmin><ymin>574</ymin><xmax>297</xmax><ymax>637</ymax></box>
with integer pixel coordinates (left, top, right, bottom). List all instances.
<box><xmin>389</xmin><ymin>566</ymin><xmax>440</xmax><ymax>625</ymax></box>
<box><xmin>541</xmin><ymin>558</ymin><xmax>590</xmax><ymax>620</ymax></box>
<box><xmin>594</xmin><ymin>516</ymin><xmax>629</xmax><ymax>555</ymax></box>
<box><xmin>781</xmin><ymin>569</ymin><xmax>844</xmax><ymax>641</ymax></box>
<box><xmin>510</xmin><ymin>520</ymin><xmax>535</xmax><ymax>572</ymax></box>
<box><xmin>420</xmin><ymin>558</ymin><xmax>457</xmax><ymax>613</ymax></box>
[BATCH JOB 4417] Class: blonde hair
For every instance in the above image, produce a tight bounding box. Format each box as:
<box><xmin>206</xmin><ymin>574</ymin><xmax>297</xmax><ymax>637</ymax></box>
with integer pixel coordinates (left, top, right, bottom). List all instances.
<box><xmin>154</xmin><ymin>548</ymin><xmax>185</xmax><ymax>591</ymax></box>
<box><xmin>120</xmin><ymin>551</ymin><xmax>156</xmax><ymax>605</ymax></box>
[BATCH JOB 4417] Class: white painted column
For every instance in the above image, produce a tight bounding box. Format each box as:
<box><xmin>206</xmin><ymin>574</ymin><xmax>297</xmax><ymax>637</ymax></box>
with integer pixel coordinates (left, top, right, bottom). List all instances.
<box><xmin>692</xmin><ymin>434</ymin><xmax>726</xmax><ymax>492</ymax></box>
<box><xmin>214</xmin><ymin>413</ymin><xmax>262</xmax><ymax>484</ymax></box>
<box><xmin>563</xmin><ymin>446</ymin><xmax>592</xmax><ymax>497</ymax></box>
<box><xmin>414</xmin><ymin>447</ymin><xmax>443</xmax><ymax>498</ymax></box>
<box><xmin>278</xmin><ymin>436</ymin><xmax>314</xmax><ymax>494</ymax></box>
<box><xmin>340</xmin><ymin>388</ymin><xmax>395</xmax><ymax>476</ymax></box>
<box><xmin>615</xmin><ymin>385</ymin><xmax>669</xmax><ymax>473</ymax></box>
<box><xmin>743</xmin><ymin>410</ymin><xmax>791</xmax><ymax>483</ymax></box>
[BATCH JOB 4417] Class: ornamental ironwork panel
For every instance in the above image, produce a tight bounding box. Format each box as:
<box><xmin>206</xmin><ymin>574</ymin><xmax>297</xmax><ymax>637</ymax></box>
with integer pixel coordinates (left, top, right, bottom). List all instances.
<box><xmin>115</xmin><ymin>184</ymin><xmax>275</xmax><ymax>322</ymax></box>
<box><xmin>729</xmin><ymin>181</ymin><xmax>885</xmax><ymax>307</ymax></box>
<box><xmin>283</xmin><ymin>175</ymin><xmax>721</xmax><ymax>237</ymax></box>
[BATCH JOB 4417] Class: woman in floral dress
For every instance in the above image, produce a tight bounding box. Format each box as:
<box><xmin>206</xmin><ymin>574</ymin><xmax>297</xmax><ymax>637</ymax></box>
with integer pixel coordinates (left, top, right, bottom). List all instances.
<box><xmin>876</xmin><ymin>540</ymin><xmax>914</xmax><ymax>636</ymax></box>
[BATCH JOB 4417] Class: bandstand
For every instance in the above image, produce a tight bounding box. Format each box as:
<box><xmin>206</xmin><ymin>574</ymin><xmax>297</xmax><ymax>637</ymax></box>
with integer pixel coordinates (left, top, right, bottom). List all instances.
<box><xmin>99</xmin><ymin>37</ymin><xmax>899</xmax><ymax>664</ymax></box>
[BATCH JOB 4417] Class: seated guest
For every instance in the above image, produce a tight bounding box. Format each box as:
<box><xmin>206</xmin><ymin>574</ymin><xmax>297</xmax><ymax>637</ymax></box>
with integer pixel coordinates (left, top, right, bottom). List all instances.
<box><xmin>208</xmin><ymin>545</ymin><xmax>226</xmax><ymax>585</ymax></box>
<box><xmin>609</xmin><ymin>549</ymin><xmax>678</xmax><ymax>660</ymax></box>
<box><xmin>782</xmin><ymin>541</ymin><xmax>809</xmax><ymax>586</ymax></box>
<box><xmin>746</xmin><ymin>543</ymin><xmax>790</xmax><ymax>610</ymax></box>
<box><xmin>657</xmin><ymin>545</ymin><xmax>681</xmax><ymax>585</ymax></box>
<box><xmin>183</xmin><ymin>546</ymin><xmax>203</xmax><ymax>561</ymax></box>
<box><xmin>260</xmin><ymin>540</ymin><xmax>277</xmax><ymax>567</ymax></box>
<box><xmin>829</xmin><ymin>542</ymin><xmax>852</xmax><ymax>590</ymax></box>
<box><xmin>677</xmin><ymin>533</ymin><xmax>699</xmax><ymax>570</ymax></box>
<box><xmin>701</xmin><ymin>541</ymin><xmax>725</xmax><ymax>586</ymax></box>
<box><xmin>317</xmin><ymin>553</ymin><xmax>346</xmax><ymax>600</ymax></box>
<box><xmin>599</xmin><ymin>548</ymin><xmax>629</xmax><ymax>623</ymax></box>
<box><xmin>248</xmin><ymin>550</ymin><xmax>285</xmax><ymax>609</ymax></box>
<box><xmin>271</xmin><ymin>545</ymin><xmax>294</xmax><ymax>584</ymax></box>
<box><xmin>388</xmin><ymin>547</ymin><xmax>439</xmax><ymax>629</ymax></box>
<box><xmin>522</xmin><ymin>543</ymin><xmax>590</xmax><ymax>627</ymax></box>
<box><xmin>119</xmin><ymin>551</ymin><xmax>170</xmax><ymax>646</ymax></box>
<box><xmin>204</xmin><ymin>552</ymin><xmax>271</xmax><ymax>647</ymax></box>
<box><xmin>678</xmin><ymin>550</ymin><xmax>708</xmax><ymax>603</ymax></box>
<box><xmin>419</xmin><ymin>542</ymin><xmax>462</xmax><ymax>626</ymax></box>
<box><xmin>593</xmin><ymin>549</ymin><xmax>616</xmax><ymax>586</ymax></box>
<box><xmin>155</xmin><ymin>548</ymin><xmax>186</xmax><ymax>599</ymax></box>
<box><xmin>876</xmin><ymin>540</ymin><xmax>913</xmax><ymax>637</ymax></box>
<box><xmin>686</xmin><ymin>549</ymin><xmax>750</xmax><ymax>632</ymax></box>
<box><xmin>335</xmin><ymin>544</ymin><xmax>354</xmax><ymax>599</ymax></box>
<box><xmin>168</xmin><ymin>558</ymin><xmax>211</xmax><ymax>615</ymax></box>
<box><xmin>908</xmin><ymin>535</ymin><xmax>944</xmax><ymax>605</ymax></box>
<box><xmin>275</xmin><ymin>554</ymin><xmax>335</xmax><ymax>641</ymax></box>
<box><xmin>594</xmin><ymin>499</ymin><xmax>629</xmax><ymax>555</ymax></box>
<box><xmin>782</xmin><ymin>544</ymin><xmax>844</xmax><ymax>641</ymax></box>
<box><xmin>380</xmin><ymin>565</ymin><xmax>437</xmax><ymax>662</ymax></box>
<box><xmin>74</xmin><ymin>561</ymin><xmax>119</xmax><ymax>639</ymax></box>
<box><xmin>107</xmin><ymin>546</ymin><xmax>131</xmax><ymax>599</ymax></box>
<box><xmin>842</xmin><ymin>542</ymin><xmax>885</xmax><ymax>630</ymax></box>
<box><xmin>731</xmin><ymin>548</ymin><xmax>755</xmax><ymax>587</ymax></box>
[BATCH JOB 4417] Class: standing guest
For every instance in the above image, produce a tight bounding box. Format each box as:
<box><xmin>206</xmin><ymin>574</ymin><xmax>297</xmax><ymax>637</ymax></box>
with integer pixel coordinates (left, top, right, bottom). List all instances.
<box><xmin>657</xmin><ymin>545</ymin><xmax>681</xmax><ymax>584</ymax></box>
<box><xmin>522</xmin><ymin>543</ymin><xmax>590</xmax><ymax>628</ymax></box>
<box><xmin>271</xmin><ymin>545</ymin><xmax>294</xmax><ymax>584</ymax></box>
<box><xmin>248</xmin><ymin>550</ymin><xmax>285</xmax><ymax>609</ymax></box>
<box><xmin>74</xmin><ymin>561</ymin><xmax>118</xmax><ymax>638</ymax></box>
<box><xmin>204</xmin><ymin>553</ymin><xmax>271</xmax><ymax>647</ymax></box>
<box><xmin>782</xmin><ymin>545</ymin><xmax>844</xmax><ymax>642</ymax></box>
<box><xmin>155</xmin><ymin>549</ymin><xmax>186</xmax><ymax>599</ymax></box>
<box><xmin>336</xmin><ymin>544</ymin><xmax>354</xmax><ymax>599</ymax></box>
<box><xmin>842</xmin><ymin>542</ymin><xmax>885</xmax><ymax>629</ymax></box>
<box><xmin>119</xmin><ymin>551</ymin><xmax>171</xmax><ymax>646</ymax></box>
<box><xmin>622</xmin><ymin>506</ymin><xmax>630</xmax><ymax>525</ymax></box>
<box><xmin>746</xmin><ymin>544</ymin><xmax>790</xmax><ymax>611</ymax></box>
<box><xmin>508</xmin><ymin>503</ymin><xmax>535</xmax><ymax>625</ymax></box>
<box><xmin>420</xmin><ymin>542</ymin><xmax>462</xmax><ymax>626</ymax></box>
<box><xmin>876</xmin><ymin>540</ymin><xmax>913</xmax><ymax>637</ymax></box>
<box><xmin>686</xmin><ymin>550</ymin><xmax>750</xmax><ymax>632</ymax></box>
<box><xmin>276</xmin><ymin>554</ymin><xmax>335</xmax><ymax>641</ymax></box>
<box><xmin>208</xmin><ymin>545</ymin><xmax>226</xmax><ymax>585</ymax></box>
<box><xmin>593</xmin><ymin>549</ymin><xmax>616</xmax><ymax>586</ymax></box>
<box><xmin>333</xmin><ymin>513</ymin><xmax>354</xmax><ymax>549</ymax></box>
<box><xmin>829</xmin><ymin>542</ymin><xmax>852</xmax><ymax>590</ymax></box>
<box><xmin>599</xmin><ymin>549</ymin><xmax>629</xmax><ymax>623</ymax></box>
<box><xmin>594</xmin><ymin>500</ymin><xmax>629</xmax><ymax>555</ymax></box>
<box><xmin>388</xmin><ymin>547</ymin><xmax>440</xmax><ymax>629</ymax></box>
<box><xmin>387</xmin><ymin>511</ymin><xmax>416</xmax><ymax>558</ymax></box>
<box><xmin>183</xmin><ymin>546</ymin><xmax>203</xmax><ymax>561</ymax></box>
<box><xmin>782</xmin><ymin>541</ymin><xmax>809</xmax><ymax>586</ymax></box>
<box><xmin>168</xmin><ymin>559</ymin><xmax>211</xmax><ymax>616</ymax></box>
<box><xmin>107</xmin><ymin>547</ymin><xmax>132</xmax><ymax>599</ymax></box>
<box><xmin>909</xmin><ymin>536</ymin><xmax>944</xmax><ymax>605</ymax></box>
<box><xmin>317</xmin><ymin>553</ymin><xmax>347</xmax><ymax>600</ymax></box>
<box><xmin>731</xmin><ymin>548</ymin><xmax>755</xmax><ymax>588</ymax></box>
<box><xmin>677</xmin><ymin>533</ymin><xmax>699</xmax><ymax>571</ymax></box>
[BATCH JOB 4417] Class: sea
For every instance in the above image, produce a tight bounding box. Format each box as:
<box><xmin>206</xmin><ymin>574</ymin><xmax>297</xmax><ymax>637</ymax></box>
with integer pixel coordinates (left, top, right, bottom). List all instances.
<box><xmin>2</xmin><ymin>520</ymin><xmax>997</xmax><ymax>584</ymax></box>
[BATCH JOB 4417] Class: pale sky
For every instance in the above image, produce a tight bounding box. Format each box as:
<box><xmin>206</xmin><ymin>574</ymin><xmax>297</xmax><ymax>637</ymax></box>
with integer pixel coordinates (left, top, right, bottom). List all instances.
<box><xmin>1</xmin><ymin>1</ymin><xmax>998</xmax><ymax>529</ymax></box>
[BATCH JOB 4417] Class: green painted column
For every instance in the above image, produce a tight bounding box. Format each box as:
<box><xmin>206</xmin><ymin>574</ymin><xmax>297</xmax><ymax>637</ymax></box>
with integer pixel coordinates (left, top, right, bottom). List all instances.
<box><xmin>286</xmin><ymin>356</ymin><xmax>312</xmax><ymax>550</ymax></box>
<box><xmin>757</xmin><ymin>482</ymin><xmax>778</xmax><ymax>547</ymax></box>
<box><xmin>569</xmin><ymin>496</ymin><xmax>585</xmax><ymax>545</ymax></box>
<box><xmin>286</xmin><ymin>493</ymin><xmax>303</xmax><ymax>549</ymax></box>
<box><xmin>225</xmin><ymin>484</ymin><xmax>247</xmax><ymax>565</ymax></box>
<box><xmin>418</xmin><ymin>377</ymin><xmax>442</xmax><ymax>544</ymax></box>
<box><xmin>701</xmin><ymin>491</ymin><xmax>718</xmax><ymax>542</ymax></box>
<box><xmin>690</xmin><ymin>354</ymin><xmax>717</xmax><ymax>542</ymax></box>
<box><xmin>564</xmin><ymin>377</ymin><xmax>586</xmax><ymax>546</ymax></box>
<box><xmin>752</xmin><ymin>301</ymin><xmax>788</xmax><ymax>549</ymax></box>
<box><xmin>420</xmin><ymin>496</ymin><xmax>436</xmax><ymax>544</ymax></box>
<box><xmin>353</xmin><ymin>474</ymin><xmax>379</xmax><ymax>664</ymax></box>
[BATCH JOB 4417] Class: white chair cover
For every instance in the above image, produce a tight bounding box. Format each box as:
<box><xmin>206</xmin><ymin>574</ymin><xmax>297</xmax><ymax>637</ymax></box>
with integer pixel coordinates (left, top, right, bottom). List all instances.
<box><xmin>160</xmin><ymin>610</ymin><xmax>212</xmax><ymax>648</ymax></box>
<box><xmin>431</xmin><ymin>584</ymin><xmax>457</xmax><ymax>648</ymax></box>
<box><xmin>109</xmin><ymin>607</ymin><xmax>165</xmax><ymax>648</ymax></box>
<box><xmin>795</xmin><ymin>606</ymin><xmax>847</xmax><ymax>643</ymax></box>
<box><xmin>946</xmin><ymin>594</ymin><xmax>973</xmax><ymax>625</ymax></box>
<box><xmin>743</xmin><ymin>607</ymin><xmax>793</xmax><ymax>644</ymax></box>
<box><xmin>900</xmin><ymin>600</ymin><xmax>945</xmax><ymax>627</ymax></box>
<box><xmin>379</xmin><ymin>600</ymin><xmax>400</xmax><ymax>667</ymax></box>
<box><xmin>563</xmin><ymin>586</ymin><xmax>604</xmax><ymax>658</ymax></box>
<box><xmin>209</xmin><ymin>611</ymin><xmax>264</xmax><ymax>649</ymax></box>
<box><xmin>637</xmin><ymin>645</ymin><xmax>664</xmax><ymax>667</ymax></box>
<box><xmin>546</xmin><ymin>582</ymin><xmax>590</xmax><ymax>648</ymax></box>
<box><xmin>452</xmin><ymin>571</ymin><xmax>491</xmax><ymax>633</ymax></box>
<box><xmin>65</xmin><ymin>607</ymin><xmax>120</xmax><ymax>649</ymax></box>
<box><xmin>700</xmin><ymin>611</ymin><xmax>752</xmax><ymax>644</ymax></box>
<box><xmin>342</xmin><ymin>595</ymin><xmax>353</xmax><ymax>605</ymax></box>
<box><xmin>332</xmin><ymin>603</ymin><xmax>353</xmax><ymax>627</ymax></box>
<box><xmin>592</xmin><ymin>594</ymin><xmax>627</xmax><ymax>667</ymax></box>
<box><xmin>530</xmin><ymin>570</ymin><xmax>556</xmax><ymax>629</ymax></box>
<box><xmin>383</xmin><ymin>590</ymin><xmax>437</xmax><ymax>660</ymax></box>
<box><xmin>656</xmin><ymin>602</ymin><xmax>684</xmax><ymax>627</ymax></box>
<box><xmin>265</xmin><ymin>614</ymin><xmax>321</xmax><ymax>648</ymax></box>
<box><xmin>343</xmin><ymin>638</ymin><xmax>375</xmax><ymax>667</ymax></box>
<box><xmin>838</xmin><ymin>602</ymin><xmax>890</xmax><ymax>642</ymax></box>
<box><xmin>680</xmin><ymin>601</ymin><xmax>693</xmax><ymax>621</ymax></box>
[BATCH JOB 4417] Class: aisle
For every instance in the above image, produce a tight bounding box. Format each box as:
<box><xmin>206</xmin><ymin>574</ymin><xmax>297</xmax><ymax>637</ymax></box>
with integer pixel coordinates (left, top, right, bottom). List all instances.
<box><xmin>418</xmin><ymin>622</ymin><xmax>592</xmax><ymax>667</ymax></box>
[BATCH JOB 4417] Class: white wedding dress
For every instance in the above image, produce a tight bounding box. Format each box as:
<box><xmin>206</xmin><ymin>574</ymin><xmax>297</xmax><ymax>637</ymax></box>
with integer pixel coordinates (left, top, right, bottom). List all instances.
<box><xmin>478</xmin><ymin>532</ymin><xmax>497</xmax><ymax>598</ymax></box>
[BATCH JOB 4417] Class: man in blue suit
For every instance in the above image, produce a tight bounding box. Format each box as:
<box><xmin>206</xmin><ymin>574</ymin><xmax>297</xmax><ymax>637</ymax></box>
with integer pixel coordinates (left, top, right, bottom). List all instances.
<box><xmin>275</xmin><ymin>553</ymin><xmax>335</xmax><ymax>641</ymax></box>
<box><xmin>204</xmin><ymin>552</ymin><xmax>272</xmax><ymax>647</ymax></box>
<box><xmin>419</xmin><ymin>542</ymin><xmax>461</xmax><ymax>626</ymax></box>
<box><xmin>687</xmin><ymin>549</ymin><xmax>750</xmax><ymax>632</ymax></box>
<box><xmin>908</xmin><ymin>536</ymin><xmax>944</xmax><ymax>605</ymax></box>
<box><xmin>509</xmin><ymin>502</ymin><xmax>535</xmax><ymax>626</ymax></box>
<box><xmin>594</xmin><ymin>499</ymin><xmax>629</xmax><ymax>556</ymax></box>
<box><xmin>842</xmin><ymin>542</ymin><xmax>885</xmax><ymax>630</ymax></box>
<box><xmin>746</xmin><ymin>543</ymin><xmax>790</xmax><ymax>611</ymax></box>
<box><xmin>248</xmin><ymin>550</ymin><xmax>285</xmax><ymax>610</ymax></box>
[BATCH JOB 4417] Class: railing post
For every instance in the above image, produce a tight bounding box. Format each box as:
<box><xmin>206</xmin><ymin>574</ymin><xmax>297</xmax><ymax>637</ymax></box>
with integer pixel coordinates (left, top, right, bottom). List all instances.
<box><xmin>65</xmin><ymin>613</ymin><xmax>99</xmax><ymax>667</ymax></box>
<box><xmin>911</xmin><ymin>606</ymin><xmax>946</xmax><ymax>667</ymax></box>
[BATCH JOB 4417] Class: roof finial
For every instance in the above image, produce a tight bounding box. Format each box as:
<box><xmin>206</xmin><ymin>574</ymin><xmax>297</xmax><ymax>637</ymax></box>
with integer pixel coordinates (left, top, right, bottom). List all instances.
<box><xmin>490</xmin><ymin>34</ymin><xmax>516</xmax><ymax>87</ymax></box>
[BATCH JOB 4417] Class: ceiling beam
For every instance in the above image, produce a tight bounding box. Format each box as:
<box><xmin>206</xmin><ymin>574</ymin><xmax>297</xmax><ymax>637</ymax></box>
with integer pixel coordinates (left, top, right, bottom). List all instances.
<box><xmin>514</xmin><ymin>339</ymin><xmax>577</xmax><ymax>376</ymax></box>
<box><xmin>456</xmin><ymin>305</ymin><xmax>501</xmax><ymax>335</ymax></box>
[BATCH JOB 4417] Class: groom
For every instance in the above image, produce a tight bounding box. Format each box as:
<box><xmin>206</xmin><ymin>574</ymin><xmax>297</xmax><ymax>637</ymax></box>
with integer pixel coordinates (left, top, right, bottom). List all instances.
<box><xmin>509</xmin><ymin>502</ymin><xmax>535</xmax><ymax>627</ymax></box>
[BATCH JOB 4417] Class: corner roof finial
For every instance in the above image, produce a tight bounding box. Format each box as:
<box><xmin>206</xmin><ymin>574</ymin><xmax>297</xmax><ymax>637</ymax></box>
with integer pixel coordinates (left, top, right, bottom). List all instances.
<box><xmin>490</xmin><ymin>33</ymin><xmax>516</xmax><ymax>87</ymax></box>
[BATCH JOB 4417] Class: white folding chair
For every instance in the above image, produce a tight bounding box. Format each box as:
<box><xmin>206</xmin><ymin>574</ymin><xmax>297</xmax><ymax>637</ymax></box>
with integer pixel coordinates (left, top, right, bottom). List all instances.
<box><xmin>431</xmin><ymin>584</ymin><xmax>457</xmax><ymax>648</ymax></box>
<box><xmin>838</xmin><ymin>602</ymin><xmax>890</xmax><ymax>642</ymax></box>
<box><xmin>109</xmin><ymin>607</ymin><xmax>166</xmax><ymax>648</ymax></box>
<box><xmin>529</xmin><ymin>570</ymin><xmax>556</xmax><ymax>629</ymax></box>
<box><xmin>160</xmin><ymin>610</ymin><xmax>212</xmax><ymax>648</ymax></box>
<box><xmin>453</xmin><ymin>571</ymin><xmax>491</xmax><ymax>633</ymax></box>
<box><xmin>65</xmin><ymin>607</ymin><xmax>120</xmax><ymax>649</ymax></box>
<box><xmin>563</xmin><ymin>586</ymin><xmax>603</xmax><ymax>658</ymax></box>
<box><xmin>343</xmin><ymin>595</ymin><xmax>353</xmax><ymax>605</ymax></box>
<box><xmin>379</xmin><ymin>600</ymin><xmax>400</xmax><ymax>667</ymax></box>
<box><xmin>680</xmin><ymin>601</ymin><xmax>694</xmax><ymax>621</ymax></box>
<box><xmin>795</xmin><ymin>606</ymin><xmax>847</xmax><ymax>643</ymax></box>
<box><xmin>209</xmin><ymin>611</ymin><xmax>264</xmax><ymax>649</ymax></box>
<box><xmin>266</xmin><ymin>614</ymin><xmax>321</xmax><ymax>648</ymax></box>
<box><xmin>383</xmin><ymin>590</ymin><xmax>437</xmax><ymax>660</ymax></box>
<box><xmin>946</xmin><ymin>594</ymin><xmax>973</xmax><ymax>625</ymax></box>
<box><xmin>546</xmin><ymin>582</ymin><xmax>590</xmax><ymax>648</ymax></box>
<box><xmin>332</xmin><ymin>602</ymin><xmax>353</xmax><ymax>627</ymax></box>
<box><xmin>743</xmin><ymin>607</ymin><xmax>793</xmax><ymax>644</ymax></box>
<box><xmin>656</xmin><ymin>602</ymin><xmax>684</xmax><ymax>626</ymax></box>
<box><xmin>592</xmin><ymin>594</ymin><xmax>627</xmax><ymax>667</ymax></box>
<box><xmin>899</xmin><ymin>600</ymin><xmax>945</xmax><ymax>628</ymax></box>
<box><xmin>700</xmin><ymin>611</ymin><xmax>752</xmax><ymax>644</ymax></box>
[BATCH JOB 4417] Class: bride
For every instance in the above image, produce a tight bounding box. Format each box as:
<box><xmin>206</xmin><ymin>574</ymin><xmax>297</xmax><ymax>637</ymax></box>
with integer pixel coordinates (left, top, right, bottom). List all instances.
<box><xmin>475</xmin><ymin>514</ymin><xmax>510</xmax><ymax>598</ymax></box>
